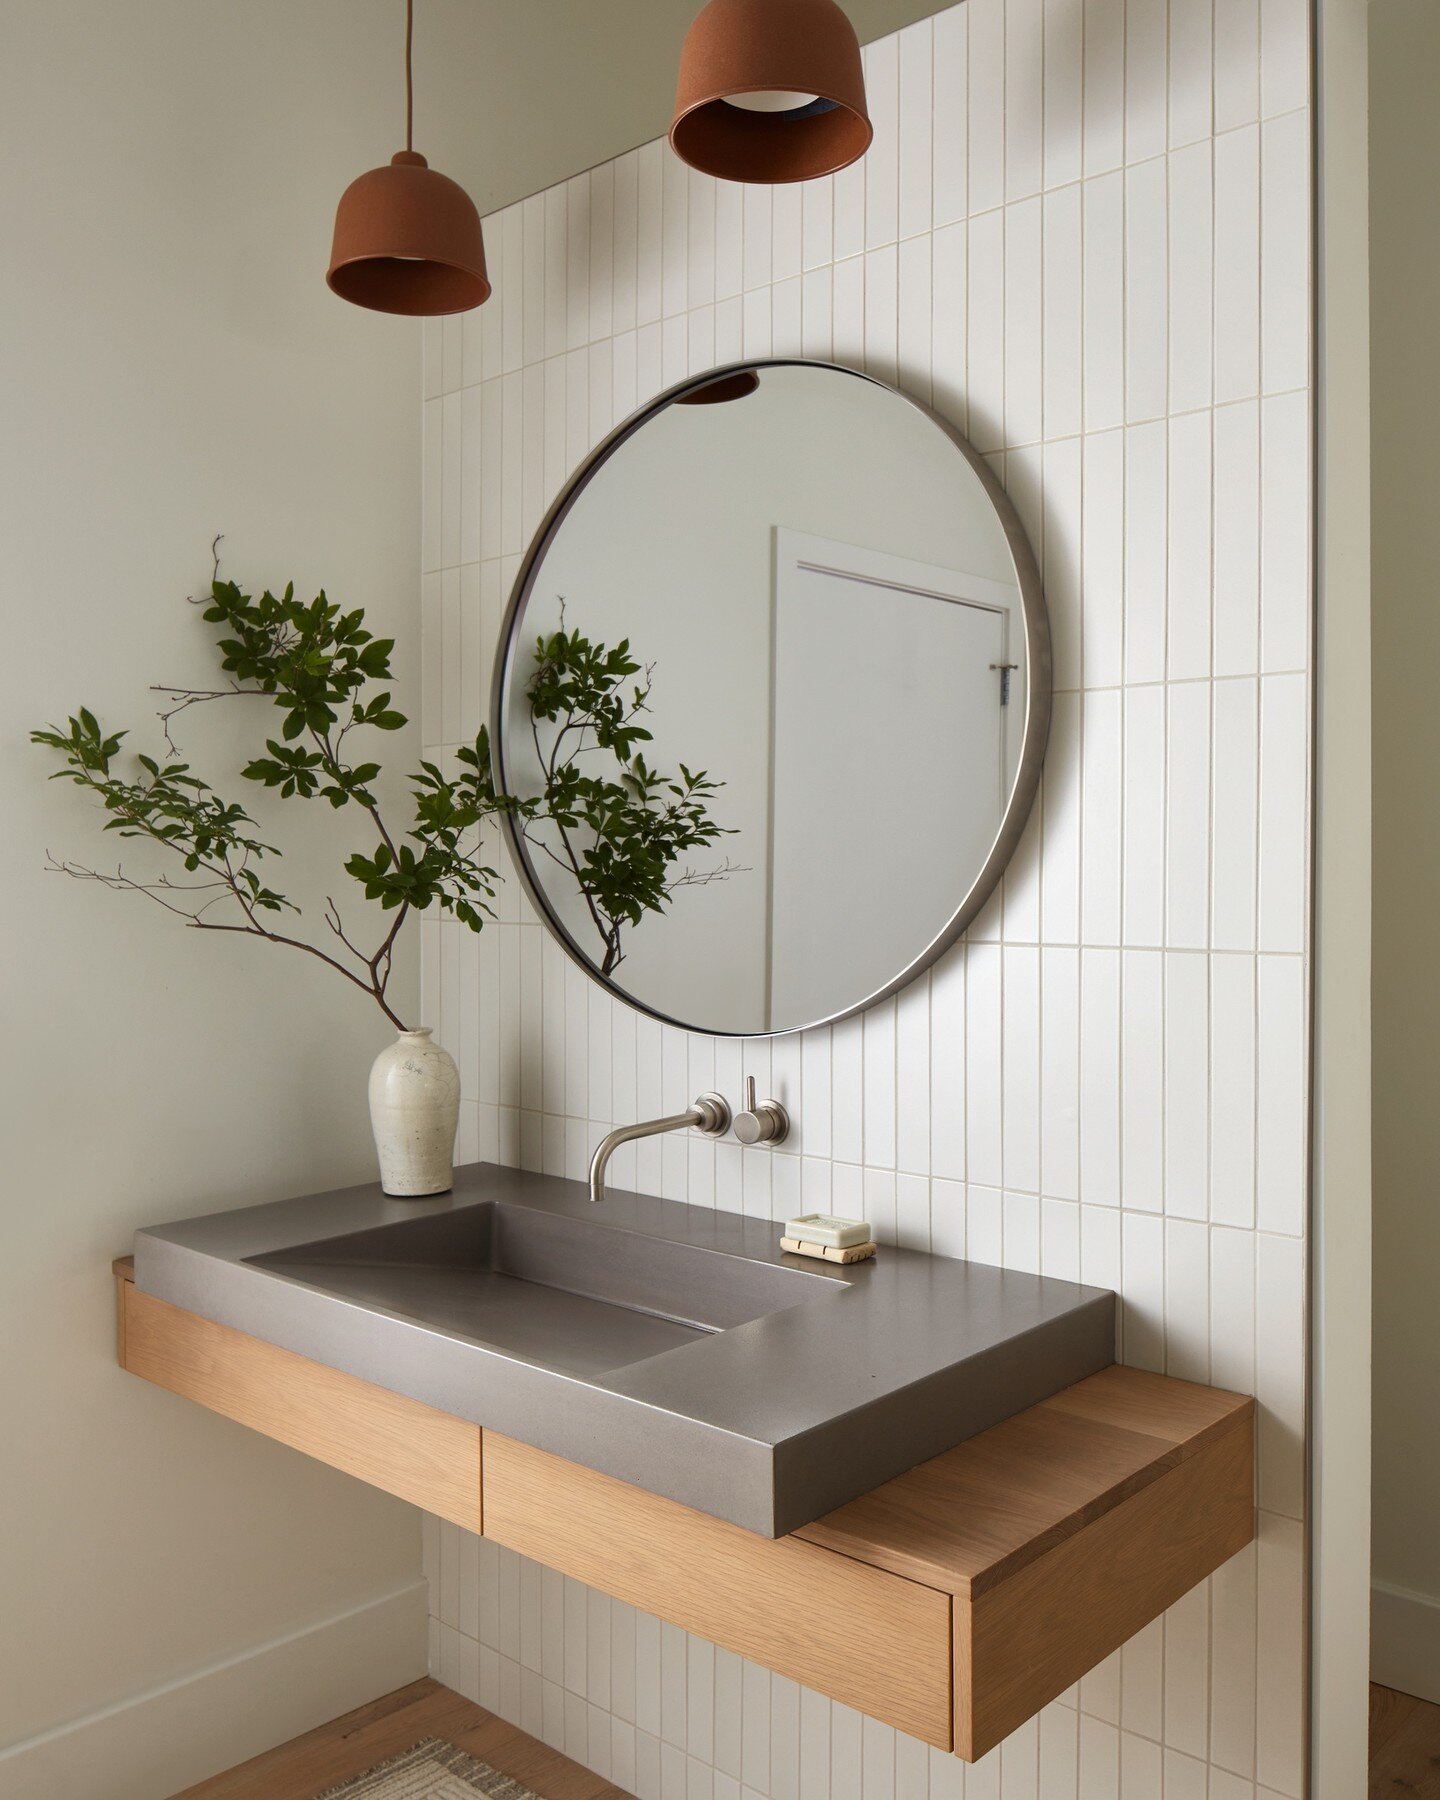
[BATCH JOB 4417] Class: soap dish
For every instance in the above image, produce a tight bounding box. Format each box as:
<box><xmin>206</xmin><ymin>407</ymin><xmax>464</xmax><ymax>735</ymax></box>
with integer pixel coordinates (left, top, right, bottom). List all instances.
<box><xmin>780</xmin><ymin>1235</ymin><xmax>877</xmax><ymax>1265</ymax></box>
<box><xmin>783</xmin><ymin>1212</ymin><xmax>872</xmax><ymax>1249</ymax></box>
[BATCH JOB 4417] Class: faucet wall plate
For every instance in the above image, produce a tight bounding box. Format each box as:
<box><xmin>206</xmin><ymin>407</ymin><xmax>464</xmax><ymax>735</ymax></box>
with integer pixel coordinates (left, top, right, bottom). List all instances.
<box><xmin>693</xmin><ymin>1093</ymin><xmax>731</xmax><ymax>1136</ymax></box>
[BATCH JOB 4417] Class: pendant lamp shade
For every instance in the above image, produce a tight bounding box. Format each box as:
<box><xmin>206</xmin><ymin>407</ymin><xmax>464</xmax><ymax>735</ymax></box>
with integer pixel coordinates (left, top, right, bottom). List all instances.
<box><xmin>670</xmin><ymin>0</ymin><xmax>872</xmax><ymax>184</ymax></box>
<box><xmin>328</xmin><ymin>151</ymin><xmax>489</xmax><ymax>316</ymax></box>
<box><xmin>327</xmin><ymin>0</ymin><xmax>489</xmax><ymax>316</ymax></box>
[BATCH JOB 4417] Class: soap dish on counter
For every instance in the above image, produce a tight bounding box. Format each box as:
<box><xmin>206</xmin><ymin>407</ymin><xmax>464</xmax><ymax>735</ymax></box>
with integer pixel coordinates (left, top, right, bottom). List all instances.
<box><xmin>780</xmin><ymin>1235</ymin><xmax>877</xmax><ymax>1265</ymax></box>
<box><xmin>781</xmin><ymin>1215</ymin><xmax>875</xmax><ymax>1264</ymax></box>
<box><xmin>783</xmin><ymin>1212</ymin><xmax>870</xmax><ymax>1248</ymax></box>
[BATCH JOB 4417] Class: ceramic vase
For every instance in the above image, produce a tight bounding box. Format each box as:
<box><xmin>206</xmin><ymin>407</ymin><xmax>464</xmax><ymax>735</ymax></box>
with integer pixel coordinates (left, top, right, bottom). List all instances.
<box><xmin>368</xmin><ymin>1027</ymin><xmax>460</xmax><ymax>1197</ymax></box>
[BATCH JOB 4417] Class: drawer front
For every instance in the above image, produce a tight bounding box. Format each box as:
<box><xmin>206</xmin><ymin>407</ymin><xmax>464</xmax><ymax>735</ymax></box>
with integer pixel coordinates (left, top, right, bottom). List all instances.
<box><xmin>957</xmin><ymin>1418</ymin><xmax>1255</xmax><ymax>1759</ymax></box>
<box><xmin>122</xmin><ymin>1280</ymin><xmax>482</xmax><ymax>1532</ymax></box>
<box><xmin>482</xmin><ymin>1431</ymin><xmax>953</xmax><ymax>1749</ymax></box>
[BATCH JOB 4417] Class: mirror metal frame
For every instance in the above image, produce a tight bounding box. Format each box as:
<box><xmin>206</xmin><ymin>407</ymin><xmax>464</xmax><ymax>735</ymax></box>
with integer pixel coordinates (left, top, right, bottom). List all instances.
<box><xmin>490</xmin><ymin>358</ymin><xmax>1052</xmax><ymax>1039</ymax></box>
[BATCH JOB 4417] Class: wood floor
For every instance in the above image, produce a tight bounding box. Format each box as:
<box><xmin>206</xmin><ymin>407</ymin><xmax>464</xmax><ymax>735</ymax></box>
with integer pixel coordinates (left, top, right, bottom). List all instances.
<box><xmin>1372</xmin><ymin>1682</ymin><xmax>1440</xmax><ymax>1797</ymax></box>
<box><xmin>170</xmin><ymin>1677</ymin><xmax>632</xmax><ymax>1800</ymax></box>
<box><xmin>168</xmin><ymin>1674</ymin><xmax>1440</xmax><ymax>1799</ymax></box>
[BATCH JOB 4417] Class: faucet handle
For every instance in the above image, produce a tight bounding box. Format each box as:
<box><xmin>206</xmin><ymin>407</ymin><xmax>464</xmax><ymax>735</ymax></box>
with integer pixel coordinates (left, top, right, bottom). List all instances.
<box><xmin>734</xmin><ymin>1076</ymin><xmax>790</xmax><ymax>1147</ymax></box>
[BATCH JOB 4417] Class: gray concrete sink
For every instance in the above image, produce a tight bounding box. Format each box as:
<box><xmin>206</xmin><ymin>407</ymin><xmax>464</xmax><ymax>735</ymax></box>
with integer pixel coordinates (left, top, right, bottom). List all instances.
<box><xmin>134</xmin><ymin>1162</ymin><xmax>1116</xmax><ymax>1536</ymax></box>
<box><xmin>249</xmin><ymin>1201</ymin><xmax>834</xmax><ymax>1379</ymax></box>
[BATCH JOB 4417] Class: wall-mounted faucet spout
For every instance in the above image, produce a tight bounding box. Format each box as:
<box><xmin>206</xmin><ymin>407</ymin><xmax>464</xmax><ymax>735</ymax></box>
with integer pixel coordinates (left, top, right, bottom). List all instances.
<box><xmin>589</xmin><ymin>1093</ymin><xmax>731</xmax><ymax>1202</ymax></box>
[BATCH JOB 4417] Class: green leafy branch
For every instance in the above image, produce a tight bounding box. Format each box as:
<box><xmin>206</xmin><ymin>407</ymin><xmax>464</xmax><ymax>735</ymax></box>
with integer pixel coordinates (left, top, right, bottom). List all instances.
<box><xmin>520</xmin><ymin>613</ymin><xmax>740</xmax><ymax>977</ymax></box>
<box><xmin>34</xmin><ymin>558</ymin><xmax>739</xmax><ymax>1026</ymax></box>
<box><xmin>33</xmin><ymin>566</ymin><xmax>519</xmax><ymax>1030</ymax></box>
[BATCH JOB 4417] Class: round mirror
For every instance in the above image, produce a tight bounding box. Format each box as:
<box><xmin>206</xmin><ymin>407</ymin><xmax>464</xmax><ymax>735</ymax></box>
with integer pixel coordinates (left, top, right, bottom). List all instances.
<box><xmin>492</xmin><ymin>359</ymin><xmax>1049</xmax><ymax>1037</ymax></box>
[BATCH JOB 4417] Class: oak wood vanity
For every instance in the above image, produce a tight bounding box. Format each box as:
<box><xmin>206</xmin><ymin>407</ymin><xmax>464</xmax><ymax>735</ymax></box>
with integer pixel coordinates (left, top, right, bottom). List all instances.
<box><xmin>113</xmin><ymin>1256</ymin><xmax>1253</xmax><ymax>1761</ymax></box>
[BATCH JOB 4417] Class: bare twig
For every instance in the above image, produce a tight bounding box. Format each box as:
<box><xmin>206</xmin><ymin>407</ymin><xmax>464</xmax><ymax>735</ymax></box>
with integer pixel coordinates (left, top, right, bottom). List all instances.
<box><xmin>151</xmin><ymin>681</ymin><xmax>270</xmax><ymax>755</ymax></box>
<box><xmin>46</xmin><ymin>852</ymin><xmax>408</xmax><ymax>1030</ymax></box>
<box><xmin>323</xmin><ymin>896</ymin><xmax>370</xmax><ymax>966</ymax></box>
<box><xmin>45</xmin><ymin>857</ymin><xmax>233</xmax><ymax>923</ymax></box>
<box><xmin>666</xmin><ymin>857</ymin><xmax>749</xmax><ymax>892</ymax></box>
<box><xmin>185</xmin><ymin>534</ymin><xmax>225</xmax><ymax>606</ymax></box>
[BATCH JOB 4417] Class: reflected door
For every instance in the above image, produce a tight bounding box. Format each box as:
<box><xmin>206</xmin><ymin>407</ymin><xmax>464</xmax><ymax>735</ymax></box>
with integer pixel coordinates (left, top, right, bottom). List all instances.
<box><xmin>768</xmin><ymin>531</ymin><xmax>1013</xmax><ymax>1028</ymax></box>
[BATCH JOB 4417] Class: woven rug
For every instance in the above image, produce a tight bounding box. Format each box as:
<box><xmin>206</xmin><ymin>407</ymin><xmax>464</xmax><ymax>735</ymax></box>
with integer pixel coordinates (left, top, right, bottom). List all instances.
<box><xmin>314</xmin><ymin>1737</ymin><xmax>543</xmax><ymax>1799</ymax></box>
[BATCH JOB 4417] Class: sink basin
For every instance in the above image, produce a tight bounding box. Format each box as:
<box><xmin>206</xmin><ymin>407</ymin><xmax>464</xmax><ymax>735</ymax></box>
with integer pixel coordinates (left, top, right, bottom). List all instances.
<box><xmin>134</xmin><ymin>1163</ymin><xmax>1116</xmax><ymax>1535</ymax></box>
<box><xmin>248</xmin><ymin>1202</ymin><xmax>832</xmax><ymax>1380</ymax></box>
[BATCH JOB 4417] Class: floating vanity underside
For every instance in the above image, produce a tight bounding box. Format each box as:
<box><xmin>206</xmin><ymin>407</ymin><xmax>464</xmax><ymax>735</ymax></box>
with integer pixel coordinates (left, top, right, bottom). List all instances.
<box><xmin>113</xmin><ymin>1258</ymin><xmax>1253</xmax><ymax>1762</ymax></box>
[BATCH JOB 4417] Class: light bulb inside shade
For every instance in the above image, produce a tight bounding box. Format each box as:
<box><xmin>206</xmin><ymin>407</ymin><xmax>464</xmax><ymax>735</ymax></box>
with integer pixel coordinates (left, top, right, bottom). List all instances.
<box><xmin>723</xmin><ymin>89</ymin><xmax>819</xmax><ymax>112</ymax></box>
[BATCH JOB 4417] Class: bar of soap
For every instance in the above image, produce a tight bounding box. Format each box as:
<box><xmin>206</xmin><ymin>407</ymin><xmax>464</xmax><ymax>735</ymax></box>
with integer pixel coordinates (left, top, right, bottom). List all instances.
<box><xmin>783</xmin><ymin>1213</ymin><xmax>872</xmax><ymax>1249</ymax></box>
<box><xmin>781</xmin><ymin>1236</ymin><xmax>877</xmax><ymax>1265</ymax></box>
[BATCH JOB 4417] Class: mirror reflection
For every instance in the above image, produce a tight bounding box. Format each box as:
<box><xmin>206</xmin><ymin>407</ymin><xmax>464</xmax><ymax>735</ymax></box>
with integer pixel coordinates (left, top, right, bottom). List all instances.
<box><xmin>495</xmin><ymin>361</ymin><xmax>1047</xmax><ymax>1036</ymax></box>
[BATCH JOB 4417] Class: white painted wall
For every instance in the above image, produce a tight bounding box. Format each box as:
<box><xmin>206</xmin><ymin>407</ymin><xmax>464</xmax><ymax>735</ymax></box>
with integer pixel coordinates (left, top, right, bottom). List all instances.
<box><xmin>419</xmin><ymin>0</ymin><xmax>1316</xmax><ymax>1792</ymax></box>
<box><xmin>1368</xmin><ymin>0</ymin><xmax>1440</xmax><ymax>1711</ymax></box>
<box><xmin>0</xmin><ymin>4</ymin><xmax>437</xmax><ymax>1794</ymax></box>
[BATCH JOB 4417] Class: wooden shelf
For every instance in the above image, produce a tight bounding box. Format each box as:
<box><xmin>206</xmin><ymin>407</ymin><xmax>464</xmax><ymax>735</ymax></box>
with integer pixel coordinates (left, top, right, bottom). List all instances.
<box><xmin>112</xmin><ymin>1256</ymin><xmax>1253</xmax><ymax>1761</ymax></box>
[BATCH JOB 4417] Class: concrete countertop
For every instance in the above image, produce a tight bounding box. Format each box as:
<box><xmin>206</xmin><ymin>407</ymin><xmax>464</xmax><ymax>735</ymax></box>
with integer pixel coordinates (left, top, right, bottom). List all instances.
<box><xmin>134</xmin><ymin>1161</ymin><xmax>1117</xmax><ymax>1536</ymax></box>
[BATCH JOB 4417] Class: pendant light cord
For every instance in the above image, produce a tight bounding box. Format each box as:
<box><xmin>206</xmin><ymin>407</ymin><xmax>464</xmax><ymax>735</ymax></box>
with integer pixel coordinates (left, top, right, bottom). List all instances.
<box><xmin>405</xmin><ymin>0</ymin><xmax>414</xmax><ymax>152</ymax></box>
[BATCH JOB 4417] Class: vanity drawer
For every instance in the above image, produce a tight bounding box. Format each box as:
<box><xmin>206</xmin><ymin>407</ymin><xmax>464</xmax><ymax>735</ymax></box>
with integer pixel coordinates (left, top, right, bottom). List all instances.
<box><xmin>481</xmin><ymin>1430</ymin><xmax>954</xmax><ymax>1749</ymax></box>
<box><xmin>120</xmin><ymin>1274</ymin><xmax>482</xmax><ymax>1533</ymax></box>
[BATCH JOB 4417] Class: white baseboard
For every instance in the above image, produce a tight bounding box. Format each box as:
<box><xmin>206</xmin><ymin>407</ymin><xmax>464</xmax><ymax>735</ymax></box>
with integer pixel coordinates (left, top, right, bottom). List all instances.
<box><xmin>0</xmin><ymin>1578</ymin><xmax>428</xmax><ymax>1800</ymax></box>
<box><xmin>1372</xmin><ymin>1578</ymin><xmax>1440</xmax><ymax>1705</ymax></box>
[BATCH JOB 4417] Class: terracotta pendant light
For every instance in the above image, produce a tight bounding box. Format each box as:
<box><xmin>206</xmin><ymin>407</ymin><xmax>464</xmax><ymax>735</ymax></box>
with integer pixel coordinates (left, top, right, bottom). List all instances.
<box><xmin>327</xmin><ymin>0</ymin><xmax>489</xmax><ymax>315</ymax></box>
<box><xmin>670</xmin><ymin>0</ymin><xmax>872</xmax><ymax>185</ymax></box>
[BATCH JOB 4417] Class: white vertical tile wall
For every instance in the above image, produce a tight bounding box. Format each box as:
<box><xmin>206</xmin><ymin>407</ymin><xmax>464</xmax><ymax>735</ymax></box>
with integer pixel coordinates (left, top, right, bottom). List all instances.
<box><xmin>419</xmin><ymin>0</ymin><xmax>1312</xmax><ymax>1790</ymax></box>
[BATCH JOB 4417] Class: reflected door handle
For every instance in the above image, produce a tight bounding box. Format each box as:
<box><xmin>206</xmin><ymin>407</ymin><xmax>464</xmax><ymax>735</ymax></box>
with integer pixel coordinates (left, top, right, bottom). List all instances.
<box><xmin>733</xmin><ymin>1076</ymin><xmax>790</xmax><ymax>1146</ymax></box>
